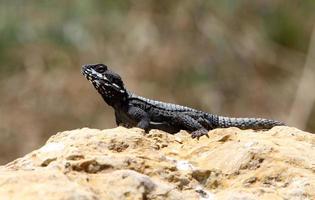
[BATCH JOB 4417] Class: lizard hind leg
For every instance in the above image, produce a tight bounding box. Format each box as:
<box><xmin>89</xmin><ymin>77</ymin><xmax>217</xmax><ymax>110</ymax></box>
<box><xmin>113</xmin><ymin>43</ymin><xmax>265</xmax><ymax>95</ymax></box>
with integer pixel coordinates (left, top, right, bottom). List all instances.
<box><xmin>191</xmin><ymin>128</ymin><xmax>209</xmax><ymax>139</ymax></box>
<box><xmin>174</xmin><ymin>114</ymin><xmax>209</xmax><ymax>139</ymax></box>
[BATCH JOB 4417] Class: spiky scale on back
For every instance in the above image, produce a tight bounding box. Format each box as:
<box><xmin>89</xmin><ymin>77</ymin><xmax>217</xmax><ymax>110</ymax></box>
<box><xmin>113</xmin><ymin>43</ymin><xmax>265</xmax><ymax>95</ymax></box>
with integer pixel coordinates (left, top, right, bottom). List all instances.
<box><xmin>82</xmin><ymin>64</ymin><xmax>284</xmax><ymax>139</ymax></box>
<box><xmin>131</xmin><ymin>94</ymin><xmax>197</xmax><ymax>112</ymax></box>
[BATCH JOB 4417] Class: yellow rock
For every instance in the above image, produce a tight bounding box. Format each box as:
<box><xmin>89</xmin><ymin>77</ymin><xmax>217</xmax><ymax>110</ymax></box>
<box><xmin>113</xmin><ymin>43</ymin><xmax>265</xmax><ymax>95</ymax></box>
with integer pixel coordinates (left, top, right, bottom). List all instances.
<box><xmin>0</xmin><ymin>126</ymin><xmax>314</xmax><ymax>199</ymax></box>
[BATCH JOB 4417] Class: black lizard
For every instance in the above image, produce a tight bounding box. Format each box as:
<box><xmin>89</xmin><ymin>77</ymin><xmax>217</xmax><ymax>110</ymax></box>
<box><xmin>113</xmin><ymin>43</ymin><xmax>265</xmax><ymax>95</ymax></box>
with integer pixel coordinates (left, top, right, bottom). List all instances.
<box><xmin>82</xmin><ymin>63</ymin><xmax>284</xmax><ymax>139</ymax></box>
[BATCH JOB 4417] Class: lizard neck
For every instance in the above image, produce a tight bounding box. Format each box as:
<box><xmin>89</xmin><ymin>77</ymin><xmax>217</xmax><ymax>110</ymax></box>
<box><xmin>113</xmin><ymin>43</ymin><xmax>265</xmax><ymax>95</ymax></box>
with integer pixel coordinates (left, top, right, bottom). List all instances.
<box><xmin>100</xmin><ymin>89</ymin><xmax>130</xmax><ymax>108</ymax></box>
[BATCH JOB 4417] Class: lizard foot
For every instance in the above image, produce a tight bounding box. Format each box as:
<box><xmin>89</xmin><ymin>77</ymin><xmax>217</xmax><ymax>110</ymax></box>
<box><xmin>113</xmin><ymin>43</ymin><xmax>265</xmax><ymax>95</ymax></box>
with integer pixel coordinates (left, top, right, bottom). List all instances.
<box><xmin>191</xmin><ymin>129</ymin><xmax>209</xmax><ymax>140</ymax></box>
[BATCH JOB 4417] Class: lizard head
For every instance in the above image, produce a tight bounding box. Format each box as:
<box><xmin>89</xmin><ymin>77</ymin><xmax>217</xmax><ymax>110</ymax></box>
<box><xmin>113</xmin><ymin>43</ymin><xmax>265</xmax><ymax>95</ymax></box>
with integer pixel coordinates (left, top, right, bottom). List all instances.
<box><xmin>82</xmin><ymin>63</ymin><xmax>128</xmax><ymax>106</ymax></box>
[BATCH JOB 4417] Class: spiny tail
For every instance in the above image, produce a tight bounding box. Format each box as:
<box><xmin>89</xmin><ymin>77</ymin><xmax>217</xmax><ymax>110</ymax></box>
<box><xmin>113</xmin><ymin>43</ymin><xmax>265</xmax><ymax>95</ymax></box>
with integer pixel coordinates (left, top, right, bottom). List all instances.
<box><xmin>208</xmin><ymin>115</ymin><xmax>284</xmax><ymax>130</ymax></box>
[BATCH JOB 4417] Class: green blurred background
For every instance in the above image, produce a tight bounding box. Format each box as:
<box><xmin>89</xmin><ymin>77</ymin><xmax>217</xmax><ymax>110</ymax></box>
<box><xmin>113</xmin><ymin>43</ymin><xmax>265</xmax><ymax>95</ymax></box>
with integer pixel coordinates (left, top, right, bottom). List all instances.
<box><xmin>1</xmin><ymin>0</ymin><xmax>315</xmax><ymax>164</ymax></box>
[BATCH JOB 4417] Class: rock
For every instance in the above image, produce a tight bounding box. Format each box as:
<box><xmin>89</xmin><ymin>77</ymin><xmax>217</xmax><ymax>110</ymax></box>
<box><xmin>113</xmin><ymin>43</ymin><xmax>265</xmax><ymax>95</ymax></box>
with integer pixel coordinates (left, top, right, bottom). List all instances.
<box><xmin>0</xmin><ymin>126</ymin><xmax>314</xmax><ymax>199</ymax></box>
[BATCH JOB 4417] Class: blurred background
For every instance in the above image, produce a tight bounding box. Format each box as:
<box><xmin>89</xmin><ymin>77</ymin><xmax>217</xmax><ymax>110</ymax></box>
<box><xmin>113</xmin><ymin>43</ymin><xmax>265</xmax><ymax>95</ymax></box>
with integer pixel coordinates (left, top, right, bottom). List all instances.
<box><xmin>1</xmin><ymin>0</ymin><xmax>315</xmax><ymax>164</ymax></box>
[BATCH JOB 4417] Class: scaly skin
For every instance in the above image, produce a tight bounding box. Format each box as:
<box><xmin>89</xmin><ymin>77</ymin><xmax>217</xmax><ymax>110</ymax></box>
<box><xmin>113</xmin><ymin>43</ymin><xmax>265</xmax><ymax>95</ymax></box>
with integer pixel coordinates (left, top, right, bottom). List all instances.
<box><xmin>82</xmin><ymin>64</ymin><xmax>284</xmax><ymax>139</ymax></box>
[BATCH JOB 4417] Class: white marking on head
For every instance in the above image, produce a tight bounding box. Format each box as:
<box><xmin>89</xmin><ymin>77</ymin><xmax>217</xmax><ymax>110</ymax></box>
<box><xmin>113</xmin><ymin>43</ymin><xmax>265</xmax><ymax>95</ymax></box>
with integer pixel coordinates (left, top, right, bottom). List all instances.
<box><xmin>112</xmin><ymin>83</ymin><xmax>121</xmax><ymax>89</ymax></box>
<box><xmin>94</xmin><ymin>80</ymin><xmax>101</xmax><ymax>87</ymax></box>
<box><xmin>88</xmin><ymin>68</ymin><xmax>109</xmax><ymax>81</ymax></box>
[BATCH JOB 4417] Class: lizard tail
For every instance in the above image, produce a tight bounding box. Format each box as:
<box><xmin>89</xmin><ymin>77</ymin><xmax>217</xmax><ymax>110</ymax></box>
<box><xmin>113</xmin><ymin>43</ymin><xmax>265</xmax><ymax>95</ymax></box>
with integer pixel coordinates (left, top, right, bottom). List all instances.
<box><xmin>209</xmin><ymin>115</ymin><xmax>284</xmax><ymax>130</ymax></box>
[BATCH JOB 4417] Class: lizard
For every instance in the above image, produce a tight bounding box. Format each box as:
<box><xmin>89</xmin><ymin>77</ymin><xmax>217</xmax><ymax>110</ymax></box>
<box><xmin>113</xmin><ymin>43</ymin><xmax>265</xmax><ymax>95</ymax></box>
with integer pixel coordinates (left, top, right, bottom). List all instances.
<box><xmin>82</xmin><ymin>63</ymin><xmax>284</xmax><ymax>139</ymax></box>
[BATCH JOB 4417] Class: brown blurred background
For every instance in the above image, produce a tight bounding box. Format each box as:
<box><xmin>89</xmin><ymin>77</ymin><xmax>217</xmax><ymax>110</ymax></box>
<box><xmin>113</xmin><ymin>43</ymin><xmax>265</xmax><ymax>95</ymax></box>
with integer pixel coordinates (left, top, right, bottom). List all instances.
<box><xmin>1</xmin><ymin>0</ymin><xmax>315</xmax><ymax>164</ymax></box>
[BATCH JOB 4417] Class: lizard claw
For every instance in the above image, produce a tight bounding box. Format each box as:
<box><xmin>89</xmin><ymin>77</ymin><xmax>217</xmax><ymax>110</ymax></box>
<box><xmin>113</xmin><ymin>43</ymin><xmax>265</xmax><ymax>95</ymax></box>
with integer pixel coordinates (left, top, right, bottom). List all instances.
<box><xmin>191</xmin><ymin>129</ymin><xmax>209</xmax><ymax>140</ymax></box>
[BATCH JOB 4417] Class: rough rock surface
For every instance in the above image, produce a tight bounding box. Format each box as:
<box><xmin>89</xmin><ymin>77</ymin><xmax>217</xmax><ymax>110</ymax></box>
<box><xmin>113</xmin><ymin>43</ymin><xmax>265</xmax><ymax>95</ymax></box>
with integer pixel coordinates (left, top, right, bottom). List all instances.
<box><xmin>0</xmin><ymin>126</ymin><xmax>314</xmax><ymax>200</ymax></box>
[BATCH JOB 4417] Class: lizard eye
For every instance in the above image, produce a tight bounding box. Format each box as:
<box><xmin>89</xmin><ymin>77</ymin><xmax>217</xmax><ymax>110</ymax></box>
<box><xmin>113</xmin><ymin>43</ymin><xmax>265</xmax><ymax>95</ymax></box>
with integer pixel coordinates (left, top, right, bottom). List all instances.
<box><xmin>95</xmin><ymin>64</ymin><xmax>108</xmax><ymax>73</ymax></box>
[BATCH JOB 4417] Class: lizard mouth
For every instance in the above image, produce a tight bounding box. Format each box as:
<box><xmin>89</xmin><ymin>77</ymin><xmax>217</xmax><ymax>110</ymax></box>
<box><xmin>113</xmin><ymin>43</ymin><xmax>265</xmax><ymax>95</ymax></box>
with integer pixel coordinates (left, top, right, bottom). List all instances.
<box><xmin>81</xmin><ymin>65</ymin><xmax>106</xmax><ymax>82</ymax></box>
<box><xmin>82</xmin><ymin>65</ymin><xmax>124</xmax><ymax>92</ymax></box>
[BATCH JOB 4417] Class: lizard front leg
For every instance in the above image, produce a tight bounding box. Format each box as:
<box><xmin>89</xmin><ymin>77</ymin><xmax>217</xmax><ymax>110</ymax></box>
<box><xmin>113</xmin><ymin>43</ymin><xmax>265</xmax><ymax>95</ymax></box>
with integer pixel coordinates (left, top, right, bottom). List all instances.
<box><xmin>127</xmin><ymin>107</ymin><xmax>150</xmax><ymax>132</ymax></box>
<box><xmin>114</xmin><ymin>111</ymin><xmax>123</xmax><ymax>126</ymax></box>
